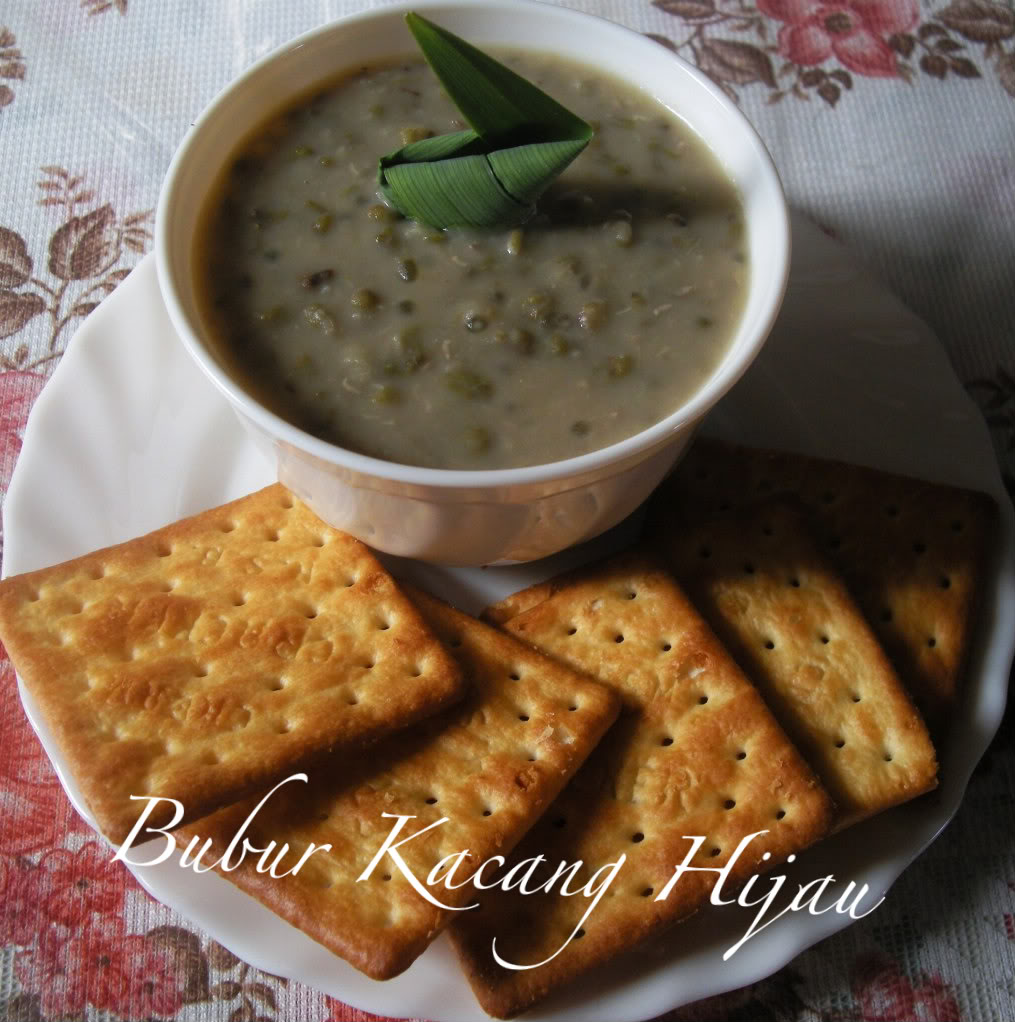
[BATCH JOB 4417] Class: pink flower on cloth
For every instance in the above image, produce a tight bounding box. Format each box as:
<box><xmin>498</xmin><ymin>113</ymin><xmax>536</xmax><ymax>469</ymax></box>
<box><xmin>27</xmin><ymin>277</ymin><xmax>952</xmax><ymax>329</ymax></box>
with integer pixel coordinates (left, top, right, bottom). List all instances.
<box><xmin>2</xmin><ymin>854</ymin><xmax>50</xmax><ymax>947</ymax></box>
<box><xmin>16</xmin><ymin>919</ymin><xmax>132</xmax><ymax>1019</ymax></box>
<box><xmin>123</xmin><ymin>934</ymin><xmax>190</xmax><ymax>1019</ymax></box>
<box><xmin>39</xmin><ymin>842</ymin><xmax>127</xmax><ymax>928</ymax></box>
<box><xmin>758</xmin><ymin>0</ymin><xmax>918</xmax><ymax>76</ymax></box>
<box><xmin>15</xmin><ymin>915</ymin><xmax>191</xmax><ymax>1020</ymax></box>
<box><xmin>0</xmin><ymin>654</ymin><xmax>90</xmax><ymax>855</ymax></box>
<box><xmin>852</xmin><ymin>952</ymin><xmax>962</xmax><ymax>1021</ymax></box>
<box><xmin>0</xmin><ymin>369</ymin><xmax>47</xmax><ymax>495</ymax></box>
<box><xmin>2</xmin><ymin>842</ymin><xmax>126</xmax><ymax>947</ymax></box>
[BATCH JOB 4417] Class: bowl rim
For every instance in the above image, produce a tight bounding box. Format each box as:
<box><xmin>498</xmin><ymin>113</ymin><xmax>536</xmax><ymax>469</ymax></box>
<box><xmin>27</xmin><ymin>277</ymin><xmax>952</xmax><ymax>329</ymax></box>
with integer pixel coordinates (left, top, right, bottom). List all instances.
<box><xmin>155</xmin><ymin>0</ymin><xmax>791</xmax><ymax>491</ymax></box>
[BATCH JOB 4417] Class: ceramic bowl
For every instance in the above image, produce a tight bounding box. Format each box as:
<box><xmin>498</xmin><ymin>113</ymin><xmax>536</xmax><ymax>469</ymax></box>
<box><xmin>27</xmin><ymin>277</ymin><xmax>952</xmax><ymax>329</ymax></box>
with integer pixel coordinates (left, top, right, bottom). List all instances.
<box><xmin>156</xmin><ymin>0</ymin><xmax>790</xmax><ymax>564</ymax></box>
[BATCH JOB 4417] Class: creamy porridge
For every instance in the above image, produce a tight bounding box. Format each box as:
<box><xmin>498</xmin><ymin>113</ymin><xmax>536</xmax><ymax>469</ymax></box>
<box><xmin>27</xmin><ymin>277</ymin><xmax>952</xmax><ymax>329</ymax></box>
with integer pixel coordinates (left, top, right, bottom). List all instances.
<box><xmin>197</xmin><ymin>53</ymin><xmax>748</xmax><ymax>469</ymax></box>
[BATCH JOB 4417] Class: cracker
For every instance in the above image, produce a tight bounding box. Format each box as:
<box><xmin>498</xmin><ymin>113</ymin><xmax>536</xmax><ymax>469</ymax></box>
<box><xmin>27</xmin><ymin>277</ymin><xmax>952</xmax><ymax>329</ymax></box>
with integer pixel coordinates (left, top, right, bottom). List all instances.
<box><xmin>177</xmin><ymin>586</ymin><xmax>620</xmax><ymax>980</ymax></box>
<box><xmin>482</xmin><ymin>574</ymin><xmax>583</xmax><ymax>628</ymax></box>
<box><xmin>650</xmin><ymin>498</ymin><xmax>937</xmax><ymax>828</ymax></box>
<box><xmin>656</xmin><ymin>439</ymin><xmax>995</xmax><ymax>733</ymax></box>
<box><xmin>451</xmin><ymin>551</ymin><xmax>833</xmax><ymax>1019</ymax></box>
<box><xmin>0</xmin><ymin>485</ymin><xmax>465</xmax><ymax>845</ymax></box>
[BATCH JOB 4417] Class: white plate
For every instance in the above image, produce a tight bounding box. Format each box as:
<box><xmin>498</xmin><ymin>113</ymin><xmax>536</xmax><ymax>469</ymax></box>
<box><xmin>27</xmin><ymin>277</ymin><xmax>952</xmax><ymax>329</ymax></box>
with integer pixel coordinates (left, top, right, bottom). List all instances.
<box><xmin>5</xmin><ymin>212</ymin><xmax>1013</xmax><ymax>1022</ymax></box>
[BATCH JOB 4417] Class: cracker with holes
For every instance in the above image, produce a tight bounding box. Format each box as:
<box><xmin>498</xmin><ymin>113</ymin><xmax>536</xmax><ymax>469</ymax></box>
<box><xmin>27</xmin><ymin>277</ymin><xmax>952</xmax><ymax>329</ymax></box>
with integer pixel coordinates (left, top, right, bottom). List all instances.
<box><xmin>177</xmin><ymin>586</ymin><xmax>620</xmax><ymax>980</ymax></box>
<box><xmin>0</xmin><ymin>484</ymin><xmax>465</xmax><ymax>845</ymax></box>
<box><xmin>650</xmin><ymin>499</ymin><xmax>937</xmax><ymax>828</ymax></box>
<box><xmin>656</xmin><ymin>439</ymin><xmax>995</xmax><ymax>733</ymax></box>
<box><xmin>450</xmin><ymin>550</ymin><xmax>833</xmax><ymax>1019</ymax></box>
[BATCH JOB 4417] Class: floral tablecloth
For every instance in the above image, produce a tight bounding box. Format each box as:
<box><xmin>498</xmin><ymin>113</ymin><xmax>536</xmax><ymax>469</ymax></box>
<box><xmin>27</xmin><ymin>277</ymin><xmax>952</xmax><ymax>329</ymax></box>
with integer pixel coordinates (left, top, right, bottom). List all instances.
<box><xmin>1</xmin><ymin>1</ymin><xmax>1013</xmax><ymax>1020</ymax></box>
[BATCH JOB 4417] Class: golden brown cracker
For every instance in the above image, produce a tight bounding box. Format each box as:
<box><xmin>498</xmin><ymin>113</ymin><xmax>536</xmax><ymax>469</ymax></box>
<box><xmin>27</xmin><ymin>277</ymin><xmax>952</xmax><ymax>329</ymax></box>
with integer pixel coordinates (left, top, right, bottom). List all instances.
<box><xmin>0</xmin><ymin>485</ymin><xmax>464</xmax><ymax>844</ymax></box>
<box><xmin>481</xmin><ymin>575</ymin><xmax>581</xmax><ymax>628</ymax></box>
<box><xmin>651</xmin><ymin>499</ymin><xmax>937</xmax><ymax>828</ymax></box>
<box><xmin>450</xmin><ymin>551</ymin><xmax>833</xmax><ymax>1018</ymax></box>
<box><xmin>178</xmin><ymin>587</ymin><xmax>620</xmax><ymax>980</ymax></box>
<box><xmin>657</xmin><ymin>439</ymin><xmax>995</xmax><ymax>732</ymax></box>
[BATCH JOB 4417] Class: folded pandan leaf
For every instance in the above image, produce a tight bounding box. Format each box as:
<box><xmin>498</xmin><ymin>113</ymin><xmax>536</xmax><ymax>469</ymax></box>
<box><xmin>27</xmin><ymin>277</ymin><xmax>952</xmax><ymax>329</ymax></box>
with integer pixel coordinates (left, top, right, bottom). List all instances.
<box><xmin>378</xmin><ymin>12</ymin><xmax>593</xmax><ymax>229</ymax></box>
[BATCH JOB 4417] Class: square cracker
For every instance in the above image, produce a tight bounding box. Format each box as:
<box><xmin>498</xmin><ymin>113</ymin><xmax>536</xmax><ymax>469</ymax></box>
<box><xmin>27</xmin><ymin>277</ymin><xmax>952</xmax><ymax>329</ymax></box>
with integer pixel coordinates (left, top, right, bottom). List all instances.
<box><xmin>0</xmin><ymin>485</ymin><xmax>465</xmax><ymax>845</ymax></box>
<box><xmin>649</xmin><ymin>498</ymin><xmax>937</xmax><ymax>828</ymax></box>
<box><xmin>451</xmin><ymin>551</ymin><xmax>833</xmax><ymax>1019</ymax></box>
<box><xmin>177</xmin><ymin>586</ymin><xmax>620</xmax><ymax>980</ymax></box>
<box><xmin>656</xmin><ymin>439</ymin><xmax>995</xmax><ymax>733</ymax></box>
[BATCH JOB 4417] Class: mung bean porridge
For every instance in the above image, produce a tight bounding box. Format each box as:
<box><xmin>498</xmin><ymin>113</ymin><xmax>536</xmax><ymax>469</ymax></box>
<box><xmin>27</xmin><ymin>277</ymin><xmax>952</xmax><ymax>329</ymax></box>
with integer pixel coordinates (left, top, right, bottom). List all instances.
<box><xmin>197</xmin><ymin>52</ymin><xmax>748</xmax><ymax>469</ymax></box>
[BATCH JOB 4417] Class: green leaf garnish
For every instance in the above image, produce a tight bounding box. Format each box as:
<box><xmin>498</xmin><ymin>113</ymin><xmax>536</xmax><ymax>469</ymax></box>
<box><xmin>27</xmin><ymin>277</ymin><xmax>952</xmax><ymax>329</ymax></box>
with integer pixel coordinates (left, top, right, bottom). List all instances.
<box><xmin>378</xmin><ymin>13</ymin><xmax>593</xmax><ymax>230</ymax></box>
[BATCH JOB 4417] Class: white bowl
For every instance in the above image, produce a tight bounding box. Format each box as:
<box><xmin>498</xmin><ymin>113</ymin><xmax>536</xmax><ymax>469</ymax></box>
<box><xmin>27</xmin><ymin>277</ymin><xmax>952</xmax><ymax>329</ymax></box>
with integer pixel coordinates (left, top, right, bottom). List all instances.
<box><xmin>156</xmin><ymin>0</ymin><xmax>790</xmax><ymax>565</ymax></box>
